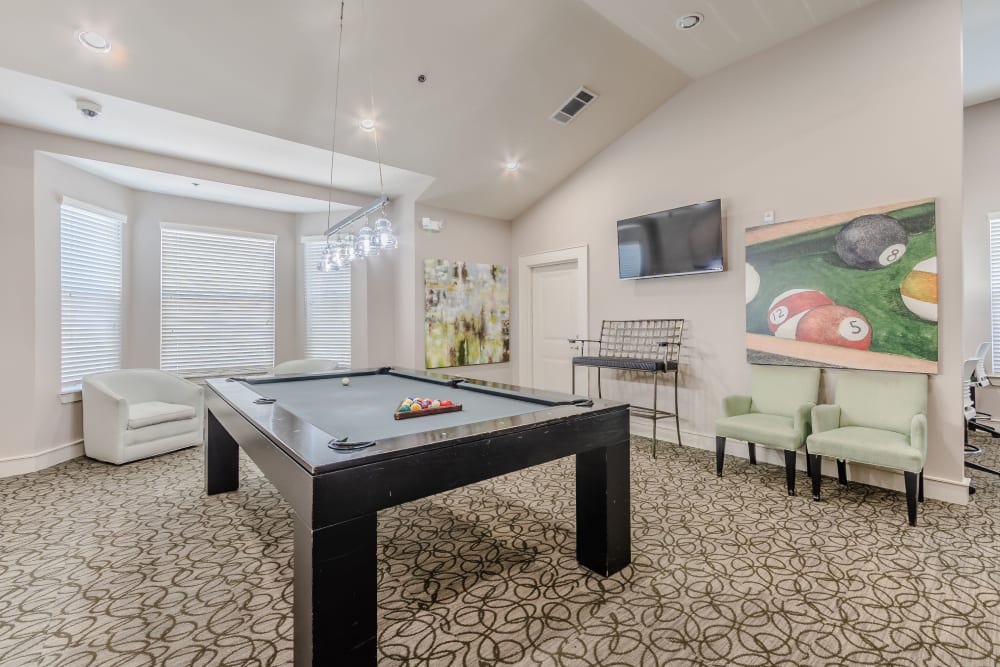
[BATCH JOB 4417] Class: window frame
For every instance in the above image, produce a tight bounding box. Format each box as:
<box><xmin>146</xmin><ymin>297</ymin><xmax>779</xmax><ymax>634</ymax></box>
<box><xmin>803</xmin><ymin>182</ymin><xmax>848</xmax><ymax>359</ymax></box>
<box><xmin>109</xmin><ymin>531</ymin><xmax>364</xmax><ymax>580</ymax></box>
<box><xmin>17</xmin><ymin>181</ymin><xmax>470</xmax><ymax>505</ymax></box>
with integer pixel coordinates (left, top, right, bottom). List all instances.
<box><xmin>990</xmin><ymin>212</ymin><xmax>1000</xmax><ymax>373</ymax></box>
<box><xmin>301</xmin><ymin>236</ymin><xmax>352</xmax><ymax>367</ymax></box>
<box><xmin>159</xmin><ymin>223</ymin><xmax>277</xmax><ymax>379</ymax></box>
<box><xmin>59</xmin><ymin>197</ymin><xmax>126</xmax><ymax>395</ymax></box>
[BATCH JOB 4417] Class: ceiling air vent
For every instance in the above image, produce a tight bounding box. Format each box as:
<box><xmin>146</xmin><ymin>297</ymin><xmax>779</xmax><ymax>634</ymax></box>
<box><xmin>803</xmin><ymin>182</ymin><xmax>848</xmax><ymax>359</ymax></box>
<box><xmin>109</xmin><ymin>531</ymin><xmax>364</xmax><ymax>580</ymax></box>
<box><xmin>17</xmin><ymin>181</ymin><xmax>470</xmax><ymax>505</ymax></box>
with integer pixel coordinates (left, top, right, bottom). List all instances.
<box><xmin>551</xmin><ymin>87</ymin><xmax>598</xmax><ymax>125</ymax></box>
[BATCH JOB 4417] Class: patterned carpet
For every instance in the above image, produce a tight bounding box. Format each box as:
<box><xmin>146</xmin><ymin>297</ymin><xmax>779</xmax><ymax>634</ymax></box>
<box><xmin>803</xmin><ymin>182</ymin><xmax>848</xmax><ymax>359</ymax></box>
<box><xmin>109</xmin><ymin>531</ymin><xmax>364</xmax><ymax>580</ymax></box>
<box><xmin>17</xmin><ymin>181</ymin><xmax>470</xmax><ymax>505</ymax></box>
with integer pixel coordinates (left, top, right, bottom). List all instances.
<box><xmin>2</xmin><ymin>434</ymin><xmax>1000</xmax><ymax>666</ymax></box>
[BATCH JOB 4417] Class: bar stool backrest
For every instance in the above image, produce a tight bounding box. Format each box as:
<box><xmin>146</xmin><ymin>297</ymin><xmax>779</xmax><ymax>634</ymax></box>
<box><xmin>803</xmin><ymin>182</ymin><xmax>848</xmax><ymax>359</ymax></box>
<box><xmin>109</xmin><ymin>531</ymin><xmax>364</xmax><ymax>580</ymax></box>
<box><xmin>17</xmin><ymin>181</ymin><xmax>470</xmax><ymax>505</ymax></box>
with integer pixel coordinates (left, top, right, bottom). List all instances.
<box><xmin>598</xmin><ymin>319</ymin><xmax>684</xmax><ymax>366</ymax></box>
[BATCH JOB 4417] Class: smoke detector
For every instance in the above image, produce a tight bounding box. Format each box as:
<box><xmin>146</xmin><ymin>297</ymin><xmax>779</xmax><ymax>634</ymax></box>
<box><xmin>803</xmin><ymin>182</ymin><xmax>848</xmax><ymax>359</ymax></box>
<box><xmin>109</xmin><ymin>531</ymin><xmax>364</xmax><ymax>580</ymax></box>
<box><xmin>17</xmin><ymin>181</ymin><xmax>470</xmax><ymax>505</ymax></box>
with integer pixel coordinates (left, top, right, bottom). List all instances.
<box><xmin>76</xmin><ymin>99</ymin><xmax>102</xmax><ymax>118</ymax></box>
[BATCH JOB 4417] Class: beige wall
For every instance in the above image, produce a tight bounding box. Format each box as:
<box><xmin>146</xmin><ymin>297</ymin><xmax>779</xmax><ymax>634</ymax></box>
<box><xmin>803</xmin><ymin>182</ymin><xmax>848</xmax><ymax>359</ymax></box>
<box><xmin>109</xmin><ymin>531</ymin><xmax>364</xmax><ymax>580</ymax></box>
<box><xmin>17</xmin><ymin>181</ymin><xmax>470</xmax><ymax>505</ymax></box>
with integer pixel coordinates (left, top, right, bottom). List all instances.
<box><xmin>511</xmin><ymin>0</ymin><xmax>966</xmax><ymax>495</ymax></box>
<box><xmin>125</xmin><ymin>190</ymin><xmax>299</xmax><ymax>369</ymax></box>
<box><xmin>963</xmin><ymin>99</ymin><xmax>1000</xmax><ymax>366</ymax></box>
<box><xmin>414</xmin><ymin>204</ymin><xmax>513</xmax><ymax>383</ymax></box>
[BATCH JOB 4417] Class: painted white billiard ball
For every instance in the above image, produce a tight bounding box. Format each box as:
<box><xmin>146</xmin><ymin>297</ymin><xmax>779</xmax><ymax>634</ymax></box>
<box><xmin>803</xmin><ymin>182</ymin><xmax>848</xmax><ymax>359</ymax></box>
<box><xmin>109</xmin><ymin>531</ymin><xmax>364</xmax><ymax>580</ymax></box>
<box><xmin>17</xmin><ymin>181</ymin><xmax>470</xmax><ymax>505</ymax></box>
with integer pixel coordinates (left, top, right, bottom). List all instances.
<box><xmin>342</xmin><ymin>377</ymin><xmax>350</xmax><ymax>386</ymax></box>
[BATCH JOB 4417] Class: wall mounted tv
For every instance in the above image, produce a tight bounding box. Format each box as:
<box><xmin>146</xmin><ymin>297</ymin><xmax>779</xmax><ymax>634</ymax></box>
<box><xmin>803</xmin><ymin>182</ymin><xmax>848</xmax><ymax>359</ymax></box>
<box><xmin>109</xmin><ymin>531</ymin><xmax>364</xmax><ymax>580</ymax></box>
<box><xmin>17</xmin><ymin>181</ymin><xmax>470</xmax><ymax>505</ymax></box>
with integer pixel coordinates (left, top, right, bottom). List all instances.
<box><xmin>617</xmin><ymin>199</ymin><xmax>724</xmax><ymax>279</ymax></box>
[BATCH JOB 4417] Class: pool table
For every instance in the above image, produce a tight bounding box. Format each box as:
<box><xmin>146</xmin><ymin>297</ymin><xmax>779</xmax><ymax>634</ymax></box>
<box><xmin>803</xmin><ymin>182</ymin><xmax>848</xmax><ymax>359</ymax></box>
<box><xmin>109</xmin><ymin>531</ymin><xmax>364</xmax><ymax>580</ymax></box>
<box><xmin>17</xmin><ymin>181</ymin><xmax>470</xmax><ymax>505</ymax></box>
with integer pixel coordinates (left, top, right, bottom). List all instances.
<box><xmin>204</xmin><ymin>367</ymin><xmax>631</xmax><ymax>667</ymax></box>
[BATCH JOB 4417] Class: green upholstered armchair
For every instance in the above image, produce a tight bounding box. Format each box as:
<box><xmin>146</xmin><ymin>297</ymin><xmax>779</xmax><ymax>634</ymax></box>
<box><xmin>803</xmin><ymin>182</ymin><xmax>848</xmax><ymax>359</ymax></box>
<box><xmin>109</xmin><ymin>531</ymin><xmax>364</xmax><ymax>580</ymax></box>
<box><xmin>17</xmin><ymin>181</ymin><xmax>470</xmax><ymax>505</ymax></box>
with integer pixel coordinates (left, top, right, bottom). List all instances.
<box><xmin>806</xmin><ymin>370</ymin><xmax>928</xmax><ymax>527</ymax></box>
<box><xmin>715</xmin><ymin>365</ymin><xmax>821</xmax><ymax>496</ymax></box>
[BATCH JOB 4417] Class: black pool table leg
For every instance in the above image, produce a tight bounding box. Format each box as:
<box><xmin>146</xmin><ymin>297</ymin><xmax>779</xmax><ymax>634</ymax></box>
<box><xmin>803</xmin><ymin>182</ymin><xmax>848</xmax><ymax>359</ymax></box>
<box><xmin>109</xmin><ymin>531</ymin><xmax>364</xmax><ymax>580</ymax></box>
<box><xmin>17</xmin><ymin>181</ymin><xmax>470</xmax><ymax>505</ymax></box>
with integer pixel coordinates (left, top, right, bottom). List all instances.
<box><xmin>575</xmin><ymin>441</ymin><xmax>631</xmax><ymax>576</ymax></box>
<box><xmin>294</xmin><ymin>512</ymin><xmax>378</xmax><ymax>667</ymax></box>
<box><xmin>205</xmin><ymin>409</ymin><xmax>240</xmax><ymax>495</ymax></box>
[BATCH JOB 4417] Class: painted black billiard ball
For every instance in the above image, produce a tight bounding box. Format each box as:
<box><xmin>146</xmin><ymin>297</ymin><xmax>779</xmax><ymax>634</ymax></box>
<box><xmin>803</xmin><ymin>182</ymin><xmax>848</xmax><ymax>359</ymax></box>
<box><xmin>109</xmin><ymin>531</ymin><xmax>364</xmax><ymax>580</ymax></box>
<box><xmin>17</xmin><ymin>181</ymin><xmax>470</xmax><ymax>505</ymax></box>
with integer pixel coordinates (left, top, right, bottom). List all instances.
<box><xmin>834</xmin><ymin>214</ymin><xmax>908</xmax><ymax>270</ymax></box>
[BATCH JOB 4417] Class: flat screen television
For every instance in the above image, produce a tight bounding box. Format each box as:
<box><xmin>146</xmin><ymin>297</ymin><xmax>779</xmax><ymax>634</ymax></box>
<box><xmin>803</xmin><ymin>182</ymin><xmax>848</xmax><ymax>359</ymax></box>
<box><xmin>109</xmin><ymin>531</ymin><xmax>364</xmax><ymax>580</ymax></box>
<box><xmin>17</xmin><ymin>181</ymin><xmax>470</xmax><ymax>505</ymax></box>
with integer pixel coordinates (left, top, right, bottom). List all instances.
<box><xmin>617</xmin><ymin>199</ymin><xmax>724</xmax><ymax>279</ymax></box>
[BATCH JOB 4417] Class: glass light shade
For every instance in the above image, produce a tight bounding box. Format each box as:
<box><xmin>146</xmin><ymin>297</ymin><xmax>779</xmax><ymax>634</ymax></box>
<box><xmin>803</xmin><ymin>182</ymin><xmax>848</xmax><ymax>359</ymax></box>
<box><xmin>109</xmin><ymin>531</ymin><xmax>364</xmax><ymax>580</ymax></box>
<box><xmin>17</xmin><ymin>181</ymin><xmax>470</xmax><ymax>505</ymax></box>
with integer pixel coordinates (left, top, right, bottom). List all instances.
<box><xmin>341</xmin><ymin>233</ymin><xmax>358</xmax><ymax>262</ymax></box>
<box><xmin>317</xmin><ymin>245</ymin><xmax>336</xmax><ymax>272</ymax></box>
<box><xmin>373</xmin><ymin>217</ymin><xmax>397</xmax><ymax>250</ymax></box>
<box><xmin>356</xmin><ymin>225</ymin><xmax>376</xmax><ymax>257</ymax></box>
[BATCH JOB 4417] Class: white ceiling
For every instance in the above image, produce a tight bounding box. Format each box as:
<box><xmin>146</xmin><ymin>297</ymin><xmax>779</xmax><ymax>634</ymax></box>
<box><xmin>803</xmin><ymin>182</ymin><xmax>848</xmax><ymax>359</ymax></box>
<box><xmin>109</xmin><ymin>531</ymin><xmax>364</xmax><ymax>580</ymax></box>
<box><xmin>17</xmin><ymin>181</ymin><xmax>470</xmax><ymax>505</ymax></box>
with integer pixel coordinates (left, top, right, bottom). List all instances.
<box><xmin>48</xmin><ymin>154</ymin><xmax>356</xmax><ymax>214</ymax></box>
<box><xmin>0</xmin><ymin>1</ymin><xmax>917</xmax><ymax>220</ymax></box>
<box><xmin>580</xmin><ymin>0</ymin><xmax>879</xmax><ymax>79</ymax></box>
<box><xmin>0</xmin><ymin>67</ymin><xmax>432</xmax><ymax>201</ymax></box>
<box><xmin>963</xmin><ymin>0</ymin><xmax>1000</xmax><ymax>107</ymax></box>
<box><xmin>0</xmin><ymin>0</ymin><xmax>688</xmax><ymax>220</ymax></box>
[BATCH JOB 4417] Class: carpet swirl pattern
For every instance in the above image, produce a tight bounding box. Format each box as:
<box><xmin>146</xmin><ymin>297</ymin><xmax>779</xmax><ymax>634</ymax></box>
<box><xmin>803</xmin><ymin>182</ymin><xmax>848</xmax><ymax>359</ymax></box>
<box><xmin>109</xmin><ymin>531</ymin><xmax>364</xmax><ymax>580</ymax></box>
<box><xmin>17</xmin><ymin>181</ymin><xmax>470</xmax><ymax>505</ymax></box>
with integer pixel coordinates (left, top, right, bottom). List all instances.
<box><xmin>1</xmin><ymin>435</ymin><xmax>999</xmax><ymax>666</ymax></box>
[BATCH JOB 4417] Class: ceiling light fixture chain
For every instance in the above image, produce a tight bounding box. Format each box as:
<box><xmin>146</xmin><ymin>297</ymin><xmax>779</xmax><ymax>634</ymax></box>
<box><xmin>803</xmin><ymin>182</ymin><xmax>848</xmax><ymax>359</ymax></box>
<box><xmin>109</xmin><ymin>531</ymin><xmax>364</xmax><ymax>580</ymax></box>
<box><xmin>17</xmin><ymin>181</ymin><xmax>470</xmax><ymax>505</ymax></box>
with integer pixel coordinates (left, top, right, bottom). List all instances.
<box><xmin>324</xmin><ymin>0</ymin><xmax>347</xmax><ymax>243</ymax></box>
<box><xmin>318</xmin><ymin>0</ymin><xmax>398</xmax><ymax>271</ymax></box>
<box><xmin>362</xmin><ymin>0</ymin><xmax>385</xmax><ymax>200</ymax></box>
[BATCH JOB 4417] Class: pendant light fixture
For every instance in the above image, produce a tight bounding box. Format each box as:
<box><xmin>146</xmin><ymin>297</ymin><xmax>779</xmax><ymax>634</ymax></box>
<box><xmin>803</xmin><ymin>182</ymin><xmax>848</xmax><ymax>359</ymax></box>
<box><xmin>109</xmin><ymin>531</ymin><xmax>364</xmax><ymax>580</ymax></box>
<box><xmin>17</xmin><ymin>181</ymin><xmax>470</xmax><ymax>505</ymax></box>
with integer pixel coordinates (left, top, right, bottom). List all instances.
<box><xmin>319</xmin><ymin>0</ymin><xmax>398</xmax><ymax>272</ymax></box>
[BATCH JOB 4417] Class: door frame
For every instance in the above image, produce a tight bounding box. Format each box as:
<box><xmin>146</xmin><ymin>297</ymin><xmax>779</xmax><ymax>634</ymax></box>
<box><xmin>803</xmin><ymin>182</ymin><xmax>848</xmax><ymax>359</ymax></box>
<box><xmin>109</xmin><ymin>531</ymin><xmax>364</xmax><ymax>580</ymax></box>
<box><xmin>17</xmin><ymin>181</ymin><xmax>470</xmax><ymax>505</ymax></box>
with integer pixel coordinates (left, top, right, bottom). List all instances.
<box><xmin>517</xmin><ymin>245</ymin><xmax>589</xmax><ymax>393</ymax></box>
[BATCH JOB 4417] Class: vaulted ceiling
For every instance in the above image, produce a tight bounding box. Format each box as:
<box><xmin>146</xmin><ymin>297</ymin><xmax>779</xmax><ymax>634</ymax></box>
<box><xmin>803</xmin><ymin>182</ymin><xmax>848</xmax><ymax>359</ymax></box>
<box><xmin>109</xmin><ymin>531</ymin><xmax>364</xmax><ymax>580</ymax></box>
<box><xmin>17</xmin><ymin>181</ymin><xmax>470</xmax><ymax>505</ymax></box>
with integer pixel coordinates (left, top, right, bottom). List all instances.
<box><xmin>1</xmin><ymin>0</ymin><xmax>962</xmax><ymax>221</ymax></box>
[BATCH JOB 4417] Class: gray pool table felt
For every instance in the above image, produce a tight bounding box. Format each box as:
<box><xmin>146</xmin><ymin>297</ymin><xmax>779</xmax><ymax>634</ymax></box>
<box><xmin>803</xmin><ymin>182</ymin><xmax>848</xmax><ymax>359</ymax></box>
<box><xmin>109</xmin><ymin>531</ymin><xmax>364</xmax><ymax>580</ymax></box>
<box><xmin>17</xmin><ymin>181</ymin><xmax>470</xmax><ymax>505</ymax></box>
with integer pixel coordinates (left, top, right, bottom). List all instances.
<box><xmin>241</xmin><ymin>374</ymin><xmax>553</xmax><ymax>444</ymax></box>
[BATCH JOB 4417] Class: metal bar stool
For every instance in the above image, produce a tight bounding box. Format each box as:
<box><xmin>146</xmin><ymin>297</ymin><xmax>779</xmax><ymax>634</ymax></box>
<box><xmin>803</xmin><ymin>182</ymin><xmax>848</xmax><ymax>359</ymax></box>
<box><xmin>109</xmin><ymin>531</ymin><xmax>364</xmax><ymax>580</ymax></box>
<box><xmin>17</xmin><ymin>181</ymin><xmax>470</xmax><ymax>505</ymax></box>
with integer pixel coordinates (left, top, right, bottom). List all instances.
<box><xmin>570</xmin><ymin>319</ymin><xmax>683</xmax><ymax>458</ymax></box>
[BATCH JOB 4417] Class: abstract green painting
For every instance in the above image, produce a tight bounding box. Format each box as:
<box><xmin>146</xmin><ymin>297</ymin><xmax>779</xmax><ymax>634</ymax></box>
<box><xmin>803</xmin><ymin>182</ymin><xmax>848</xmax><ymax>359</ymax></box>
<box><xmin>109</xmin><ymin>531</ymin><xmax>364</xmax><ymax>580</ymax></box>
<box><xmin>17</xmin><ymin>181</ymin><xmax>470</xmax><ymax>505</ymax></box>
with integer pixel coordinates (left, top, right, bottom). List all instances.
<box><xmin>424</xmin><ymin>259</ymin><xmax>510</xmax><ymax>369</ymax></box>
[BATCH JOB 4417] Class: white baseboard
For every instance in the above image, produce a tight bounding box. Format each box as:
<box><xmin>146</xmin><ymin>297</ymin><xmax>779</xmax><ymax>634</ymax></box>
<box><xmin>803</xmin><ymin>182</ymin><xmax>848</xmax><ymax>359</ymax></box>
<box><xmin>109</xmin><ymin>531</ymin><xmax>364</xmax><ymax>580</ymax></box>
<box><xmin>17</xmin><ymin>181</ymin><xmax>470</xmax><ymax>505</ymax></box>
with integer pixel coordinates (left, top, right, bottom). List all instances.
<box><xmin>0</xmin><ymin>440</ymin><xmax>84</xmax><ymax>478</ymax></box>
<box><xmin>630</xmin><ymin>417</ymin><xmax>970</xmax><ymax>506</ymax></box>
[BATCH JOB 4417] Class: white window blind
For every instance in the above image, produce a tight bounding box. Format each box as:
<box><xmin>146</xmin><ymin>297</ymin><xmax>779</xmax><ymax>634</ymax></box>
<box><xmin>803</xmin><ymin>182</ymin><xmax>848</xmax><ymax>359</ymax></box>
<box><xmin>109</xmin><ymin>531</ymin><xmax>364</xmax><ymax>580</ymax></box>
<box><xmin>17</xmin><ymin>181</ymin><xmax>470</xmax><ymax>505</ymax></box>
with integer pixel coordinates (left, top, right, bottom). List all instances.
<box><xmin>161</xmin><ymin>225</ymin><xmax>276</xmax><ymax>377</ymax></box>
<box><xmin>990</xmin><ymin>213</ymin><xmax>1000</xmax><ymax>373</ymax></box>
<box><xmin>60</xmin><ymin>200</ymin><xmax>125</xmax><ymax>391</ymax></box>
<box><xmin>303</xmin><ymin>238</ymin><xmax>352</xmax><ymax>366</ymax></box>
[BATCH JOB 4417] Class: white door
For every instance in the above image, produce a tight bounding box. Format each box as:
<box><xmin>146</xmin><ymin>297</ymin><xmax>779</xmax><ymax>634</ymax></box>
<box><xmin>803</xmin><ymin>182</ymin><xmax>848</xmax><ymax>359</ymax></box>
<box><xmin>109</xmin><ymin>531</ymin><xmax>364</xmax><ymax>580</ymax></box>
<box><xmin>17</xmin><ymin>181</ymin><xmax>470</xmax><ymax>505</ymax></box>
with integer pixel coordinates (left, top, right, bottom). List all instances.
<box><xmin>530</xmin><ymin>262</ymin><xmax>579</xmax><ymax>393</ymax></box>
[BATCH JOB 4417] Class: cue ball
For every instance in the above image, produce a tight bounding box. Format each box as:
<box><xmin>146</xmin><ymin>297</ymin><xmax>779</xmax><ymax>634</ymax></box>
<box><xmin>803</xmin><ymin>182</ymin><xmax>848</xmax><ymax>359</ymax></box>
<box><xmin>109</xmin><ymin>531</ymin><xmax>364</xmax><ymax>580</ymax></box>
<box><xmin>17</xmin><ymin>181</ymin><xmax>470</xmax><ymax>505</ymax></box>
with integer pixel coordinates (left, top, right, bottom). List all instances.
<box><xmin>795</xmin><ymin>304</ymin><xmax>872</xmax><ymax>350</ymax></box>
<box><xmin>834</xmin><ymin>214</ymin><xmax>908</xmax><ymax>270</ymax></box>
<box><xmin>767</xmin><ymin>289</ymin><xmax>834</xmax><ymax>339</ymax></box>
<box><xmin>341</xmin><ymin>377</ymin><xmax>350</xmax><ymax>386</ymax></box>
<box><xmin>745</xmin><ymin>263</ymin><xmax>761</xmax><ymax>304</ymax></box>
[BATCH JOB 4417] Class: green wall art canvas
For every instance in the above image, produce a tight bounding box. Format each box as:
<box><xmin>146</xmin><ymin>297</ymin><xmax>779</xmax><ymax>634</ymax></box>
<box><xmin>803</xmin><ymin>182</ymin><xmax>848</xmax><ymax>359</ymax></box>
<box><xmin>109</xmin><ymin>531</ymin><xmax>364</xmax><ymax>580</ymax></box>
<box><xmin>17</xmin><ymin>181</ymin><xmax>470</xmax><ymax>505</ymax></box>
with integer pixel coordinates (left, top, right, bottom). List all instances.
<box><xmin>745</xmin><ymin>198</ymin><xmax>938</xmax><ymax>373</ymax></box>
<box><xmin>424</xmin><ymin>259</ymin><xmax>510</xmax><ymax>369</ymax></box>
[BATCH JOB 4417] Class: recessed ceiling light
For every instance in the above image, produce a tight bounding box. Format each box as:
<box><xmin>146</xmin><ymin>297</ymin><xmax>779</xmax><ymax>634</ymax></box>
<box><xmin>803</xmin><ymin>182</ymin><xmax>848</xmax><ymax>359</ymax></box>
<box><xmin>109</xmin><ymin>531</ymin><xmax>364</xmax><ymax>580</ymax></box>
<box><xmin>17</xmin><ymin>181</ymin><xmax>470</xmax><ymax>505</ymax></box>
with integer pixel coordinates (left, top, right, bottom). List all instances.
<box><xmin>675</xmin><ymin>13</ymin><xmax>703</xmax><ymax>31</ymax></box>
<box><xmin>77</xmin><ymin>30</ymin><xmax>112</xmax><ymax>53</ymax></box>
<box><xmin>360</xmin><ymin>118</ymin><xmax>376</xmax><ymax>131</ymax></box>
<box><xmin>504</xmin><ymin>160</ymin><xmax>521</xmax><ymax>172</ymax></box>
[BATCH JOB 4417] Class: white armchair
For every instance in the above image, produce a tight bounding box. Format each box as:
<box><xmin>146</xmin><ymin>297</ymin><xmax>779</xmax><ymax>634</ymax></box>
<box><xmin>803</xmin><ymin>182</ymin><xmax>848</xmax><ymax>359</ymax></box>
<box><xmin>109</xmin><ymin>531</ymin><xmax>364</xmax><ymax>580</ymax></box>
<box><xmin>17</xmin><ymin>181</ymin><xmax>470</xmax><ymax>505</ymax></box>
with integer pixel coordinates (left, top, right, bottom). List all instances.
<box><xmin>271</xmin><ymin>358</ymin><xmax>340</xmax><ymax>375</ymax></box>
<box><xmin>82</xmin><ymin>369</ymin><xmax>204</xmax><ymax>465</ymax></box>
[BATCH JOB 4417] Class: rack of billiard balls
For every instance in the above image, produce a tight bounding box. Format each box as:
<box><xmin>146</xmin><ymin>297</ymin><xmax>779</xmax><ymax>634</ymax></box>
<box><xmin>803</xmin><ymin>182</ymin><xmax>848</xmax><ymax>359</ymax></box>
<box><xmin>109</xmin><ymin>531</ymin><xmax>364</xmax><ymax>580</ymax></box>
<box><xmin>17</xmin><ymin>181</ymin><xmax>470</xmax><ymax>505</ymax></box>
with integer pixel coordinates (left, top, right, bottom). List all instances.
<box><xmin>394</xmin><ymin>397</ymin><xmax>462</xmax><ymax>420</ymax></box>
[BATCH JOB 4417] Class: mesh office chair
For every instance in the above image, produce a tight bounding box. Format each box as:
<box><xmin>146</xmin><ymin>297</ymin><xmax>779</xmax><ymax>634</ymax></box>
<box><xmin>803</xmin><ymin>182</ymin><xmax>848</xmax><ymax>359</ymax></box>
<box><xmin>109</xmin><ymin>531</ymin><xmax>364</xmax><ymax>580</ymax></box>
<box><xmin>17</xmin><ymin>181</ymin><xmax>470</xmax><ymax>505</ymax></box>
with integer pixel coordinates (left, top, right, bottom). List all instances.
<box><xmin>965</xmin><ymin>343</ymin><xmax>1000</xmax><ymax>479</ymax></box>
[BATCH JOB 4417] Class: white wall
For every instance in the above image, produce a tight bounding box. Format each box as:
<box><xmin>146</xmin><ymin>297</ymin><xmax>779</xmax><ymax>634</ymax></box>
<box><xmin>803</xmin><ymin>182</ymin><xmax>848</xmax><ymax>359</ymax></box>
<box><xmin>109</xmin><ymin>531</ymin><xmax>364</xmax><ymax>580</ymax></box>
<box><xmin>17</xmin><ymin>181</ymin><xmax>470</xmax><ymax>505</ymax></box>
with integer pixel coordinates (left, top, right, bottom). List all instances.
<box><xmin>295</xmin><ymin>211</ymin><xmax>400</xmax><ymax>369</ymax></box>
<box><xmin>511</xmin><ymin>0</ymin><xmax>966</xmax><ymax>498</ymax></box>
<box><xmin>31</xmin><ymin>155</ymin><xmax>133</xmax><ymax>469</ymax></box>
<box><xmin>0</xmin><ymin>122</ymin><xmax>373</xmax><ymax>476</ymax></box>
<box><xmin>963</xmin><ymin>99</ymin><xmax>1000</xmax><ymax>365</ymax></box>
<box><xmin>414</xmin><ymin>204</ymin><xmax>513</xmax><ymax>383</ymax></box>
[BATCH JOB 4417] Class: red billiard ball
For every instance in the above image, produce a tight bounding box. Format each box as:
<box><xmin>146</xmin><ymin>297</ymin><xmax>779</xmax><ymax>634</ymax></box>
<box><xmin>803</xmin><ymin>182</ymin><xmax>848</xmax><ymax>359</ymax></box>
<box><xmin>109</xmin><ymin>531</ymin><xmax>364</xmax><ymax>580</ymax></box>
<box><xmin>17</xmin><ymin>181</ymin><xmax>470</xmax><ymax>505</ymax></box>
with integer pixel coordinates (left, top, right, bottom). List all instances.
<box><xmin>795</xmin><ymin>304</ymin><xmax>872</xmax><ymax>350</ymax></box>
<box><xmin>767</xmin><ymin>289</ymin><xmax>835</xmax><ymax>339</ymax></box>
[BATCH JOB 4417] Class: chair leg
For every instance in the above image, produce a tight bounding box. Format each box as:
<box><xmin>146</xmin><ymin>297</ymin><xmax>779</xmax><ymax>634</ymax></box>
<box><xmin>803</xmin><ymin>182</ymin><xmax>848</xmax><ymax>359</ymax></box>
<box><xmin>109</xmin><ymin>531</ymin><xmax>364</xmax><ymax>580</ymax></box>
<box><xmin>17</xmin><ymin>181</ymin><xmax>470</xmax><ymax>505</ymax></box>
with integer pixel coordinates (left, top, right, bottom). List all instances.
<box><xmin>597</xmin><ymin>368</ymin><xmax>602</xmax><ymax>399</ymax></box>
<box><xmin>783</xmin><ymin>450</ymin><xmax>796</xmax><ymax>496</ymax></box>
<box><xmin>809</xmin><ymin>454</ymin><xmax>822</xmax><ymax>501</ymax></box>
<box><xmin>716</xmin><ymin>436</ymin><xmax>726</xmax><ymax>477</ymax></box>
<box><xmin>747</xmin><ymin>442</ymin><xmax>757</xmax><ymax>465</ymax></box>
<box><xmin>837</xmin><ymin>460</ymin><xmax>847</xmax><ymax>486</ymax></box>
<box><xmin>652</xmin><ymin>371</ymin><xmax>658</xmax><ymax>459</ymax></box>
<box><xmin>673</xmin><ymin>370</ymin><xmax>682</xmax><ymax>448</ymax></box>
<box><xmin>918</xmin><ymin>469</ymin><xmax>924</xmax><ymax>503</ymax></box>
<box><xmin>571</xmin><ymin>363</ymin><xmax>576</xmax><ymax>394</ymax></box>
<box><xmin>805</xmin><ymin>450</ymin><xmax>812</xmax><ymax>477</ymax></box>
<box><xmin>904</xmin><ymin>471</ymin><xmax>918</xmax><ymax>527</ymax></box>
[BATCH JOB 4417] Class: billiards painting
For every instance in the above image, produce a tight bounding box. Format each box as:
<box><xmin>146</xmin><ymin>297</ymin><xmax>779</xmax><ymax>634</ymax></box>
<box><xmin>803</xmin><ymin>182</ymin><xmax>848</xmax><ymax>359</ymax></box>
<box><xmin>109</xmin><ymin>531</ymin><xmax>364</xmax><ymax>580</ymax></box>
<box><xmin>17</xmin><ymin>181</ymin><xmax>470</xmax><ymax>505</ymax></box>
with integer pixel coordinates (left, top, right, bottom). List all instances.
<box><xmin>745</xmin><ymin>198</ymin><xmax>937</xmax><ymax>373</ymax></box>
